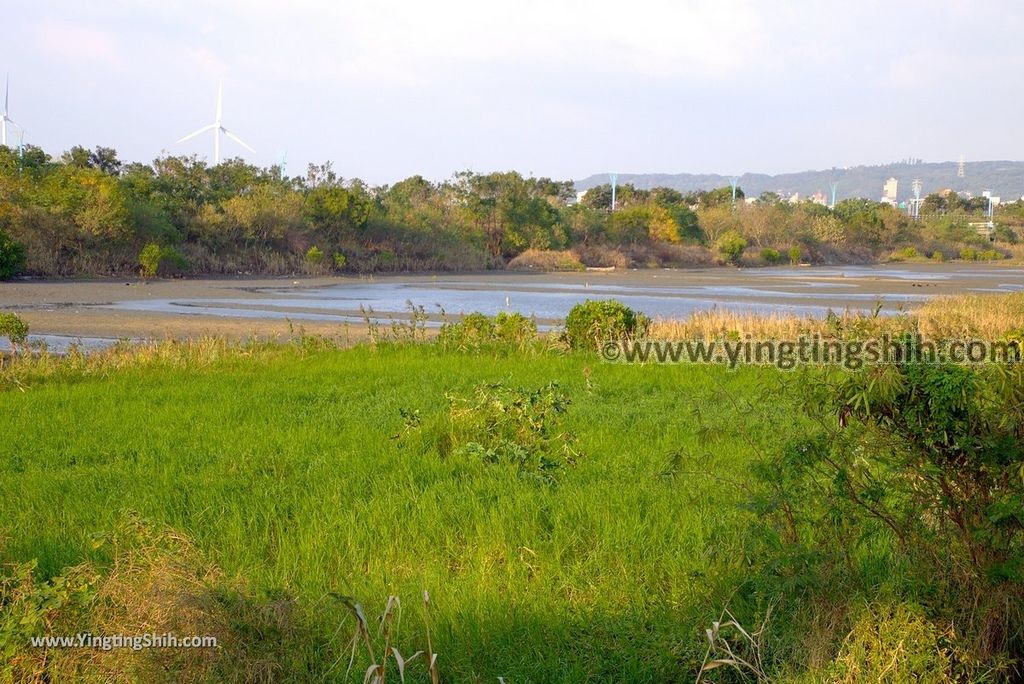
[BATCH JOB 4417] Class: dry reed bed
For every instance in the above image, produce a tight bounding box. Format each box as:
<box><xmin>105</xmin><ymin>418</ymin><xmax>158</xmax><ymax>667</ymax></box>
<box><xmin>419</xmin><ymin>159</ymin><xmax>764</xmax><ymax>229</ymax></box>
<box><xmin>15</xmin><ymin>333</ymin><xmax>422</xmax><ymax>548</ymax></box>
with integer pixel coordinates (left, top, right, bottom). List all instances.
<box><xmin>648</xmin><ymin>292</ymin><xmax>1024</xmax><ymax>341</ymax></box>
<box><xmin>0</xmin><ymin>335</ymin><xmax>343</xmax><ymax>391</ymax></box>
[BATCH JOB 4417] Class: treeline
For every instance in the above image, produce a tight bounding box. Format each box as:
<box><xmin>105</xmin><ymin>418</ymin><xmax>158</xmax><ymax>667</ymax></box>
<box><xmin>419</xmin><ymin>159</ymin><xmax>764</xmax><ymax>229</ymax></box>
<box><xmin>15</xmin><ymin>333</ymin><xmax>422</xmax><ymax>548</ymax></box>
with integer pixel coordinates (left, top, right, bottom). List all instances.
<box><xmin>0</xmin><ymin>145</ymin><xmax>1020</xmax><ymax>279</ymax></box>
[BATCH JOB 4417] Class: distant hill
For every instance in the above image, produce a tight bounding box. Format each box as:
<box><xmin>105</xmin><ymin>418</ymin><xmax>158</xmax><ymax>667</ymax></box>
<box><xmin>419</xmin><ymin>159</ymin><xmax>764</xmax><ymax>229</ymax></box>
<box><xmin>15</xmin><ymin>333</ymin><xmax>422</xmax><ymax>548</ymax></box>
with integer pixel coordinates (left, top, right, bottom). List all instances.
<box><xmin>575</xmin><ymin>161</ymin><xmax>1024</xmax><ymax>203</ymax></box>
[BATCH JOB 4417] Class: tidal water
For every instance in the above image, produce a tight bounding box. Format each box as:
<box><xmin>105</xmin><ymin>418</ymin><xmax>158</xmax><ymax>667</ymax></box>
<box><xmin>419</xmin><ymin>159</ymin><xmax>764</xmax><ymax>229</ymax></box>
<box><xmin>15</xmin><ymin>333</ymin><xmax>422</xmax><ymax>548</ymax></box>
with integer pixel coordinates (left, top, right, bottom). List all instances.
<box><xmin>6</xmin><ymin>264</ymin><xmax>1022</xmax><ymax>352</ymax></box>
<box><xmin>98</xmin><ymin>265</ymin><xmax>1024</xmax><ymax>325</ymax></box>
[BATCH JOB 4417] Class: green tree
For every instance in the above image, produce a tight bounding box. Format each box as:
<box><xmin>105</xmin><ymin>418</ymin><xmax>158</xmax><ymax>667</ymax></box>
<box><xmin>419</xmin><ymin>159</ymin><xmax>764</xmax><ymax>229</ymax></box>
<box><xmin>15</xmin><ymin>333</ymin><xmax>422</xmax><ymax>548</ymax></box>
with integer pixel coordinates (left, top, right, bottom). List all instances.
<box><xmin>60</xmin><ymin>146</ymin><xmax>92</xmax><ymax>169</ymax></box>
<box><xmin>701</xmin><ymin>185</ymin><xmax>744</xmax><ymax>208</ymax></box>
<box><xmin>222</xmin><ymin>185</ymin><xmax>304</xmax><ymax>247</ymax></box>
<box><xmin>459</xmin><ymin>172</ymin><xmax>566</xmax><ymax>258</ymax></box>
<box><xmin>89</xmin><ymin>147</ymin><xmax>122</xmax><ymax>175</ymax></box>
<box><xmin>606</xmin><ymin>205</ymin><xmax>680</xmax><ymax>244</ymax></box>
<box><xmin>715</xmin><ymin>230</ymin><xmax>747</xmax><ymax>264</ymax></box>
<box><xmin>0</xmin><ymin>225</ymin><xmax>26</xmax><ymax>279</ymax></box>
<box><xmin>580</xmin><ymin>183</ymin><xmax>647</xmax><ymax>211</ymax></box>
<box><xmin>304</xmin><ymin>185</ymin><xmax>372</xmax><ymax>243</ymax></box>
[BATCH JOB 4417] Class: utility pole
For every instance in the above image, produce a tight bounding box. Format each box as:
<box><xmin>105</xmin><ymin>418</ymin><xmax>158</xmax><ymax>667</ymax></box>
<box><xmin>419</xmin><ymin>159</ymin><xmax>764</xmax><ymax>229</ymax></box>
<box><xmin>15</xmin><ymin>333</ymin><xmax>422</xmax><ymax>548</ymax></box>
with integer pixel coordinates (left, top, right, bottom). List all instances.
<box><xmin>609</xmin><ymin>173</ymin><xmax>618</xmax><ymax>212</ymax></box>
<box><xmin>910</xmin><ymin>179</ymin><xmax>923</xmax><ymax>220</ymax></box>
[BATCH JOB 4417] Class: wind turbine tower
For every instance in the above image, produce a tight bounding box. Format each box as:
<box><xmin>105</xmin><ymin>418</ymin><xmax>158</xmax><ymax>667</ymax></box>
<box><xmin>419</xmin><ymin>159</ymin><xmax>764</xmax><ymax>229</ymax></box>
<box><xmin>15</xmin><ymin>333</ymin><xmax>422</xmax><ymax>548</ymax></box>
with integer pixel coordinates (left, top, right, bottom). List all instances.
<box><xmin>828</xmin><ymin>181</ymin><xmax>839</xmax><ymax>209</ymax></box>
<box><xmin>610</xmin><ymin>173</ymin><xmax>618</xmax><ymax>211</ymax></box>
<box><xmin>1</xmin><ymin>74</ymin><xmax>23</xmax><ymax>148</ymax></box>
<box><xmin>176</xmin><ymin>81</ymin><xmax>255</xmax><ymax>165</ymax></box>
<box><xmin>958</xmin><ymin>154</ymin><xmax>966</xmax><ymax>179</ymax></box>
<box><xmin>729</xmin><ymin>176</ymin><xmax>740</xmax><ymax>205</ymax></box>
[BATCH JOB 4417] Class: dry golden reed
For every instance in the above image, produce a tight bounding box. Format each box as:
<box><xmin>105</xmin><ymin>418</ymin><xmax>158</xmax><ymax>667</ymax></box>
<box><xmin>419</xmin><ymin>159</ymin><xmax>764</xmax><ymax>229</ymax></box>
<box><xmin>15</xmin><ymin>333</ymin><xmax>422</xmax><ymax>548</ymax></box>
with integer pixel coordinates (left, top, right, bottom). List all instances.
<box><xmin>648</xmin><ymin>292</ymin><xmax>1024</xmax><ymax>341</ymax></box>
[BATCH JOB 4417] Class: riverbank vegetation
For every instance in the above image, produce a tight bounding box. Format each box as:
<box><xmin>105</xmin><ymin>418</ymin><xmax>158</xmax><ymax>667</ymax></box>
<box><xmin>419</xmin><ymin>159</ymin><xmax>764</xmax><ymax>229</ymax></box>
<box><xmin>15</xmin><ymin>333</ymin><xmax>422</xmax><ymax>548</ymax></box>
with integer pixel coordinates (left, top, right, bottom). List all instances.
<box><xmin>2</xmin><ymin>294</ymin><xmax>1023</xmax><ymax>681</ymax></box>
<box><xmin>1</xmin><ymin>145</ymin><xmax>1022</xmax><ymax>279</ymax></box>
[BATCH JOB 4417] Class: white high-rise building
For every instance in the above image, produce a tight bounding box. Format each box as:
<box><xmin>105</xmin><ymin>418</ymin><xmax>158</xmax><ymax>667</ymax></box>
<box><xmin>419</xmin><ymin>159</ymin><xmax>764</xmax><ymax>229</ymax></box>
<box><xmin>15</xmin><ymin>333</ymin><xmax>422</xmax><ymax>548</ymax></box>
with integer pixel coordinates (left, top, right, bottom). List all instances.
<box><xmin>881</xmin><ymin>177</ymin><xmax>898</xmax><ymax>205</ymax></box>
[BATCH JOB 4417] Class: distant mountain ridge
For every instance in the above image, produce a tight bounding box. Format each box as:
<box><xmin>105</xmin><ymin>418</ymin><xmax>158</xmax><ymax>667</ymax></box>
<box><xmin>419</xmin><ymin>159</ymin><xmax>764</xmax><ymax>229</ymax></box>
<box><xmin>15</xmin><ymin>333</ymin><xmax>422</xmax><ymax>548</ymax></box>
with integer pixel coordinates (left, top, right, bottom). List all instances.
<box><xmin>574</xmin><ymin>161</ymin><xmax>1024</xmax><ymax>203</ymax></box>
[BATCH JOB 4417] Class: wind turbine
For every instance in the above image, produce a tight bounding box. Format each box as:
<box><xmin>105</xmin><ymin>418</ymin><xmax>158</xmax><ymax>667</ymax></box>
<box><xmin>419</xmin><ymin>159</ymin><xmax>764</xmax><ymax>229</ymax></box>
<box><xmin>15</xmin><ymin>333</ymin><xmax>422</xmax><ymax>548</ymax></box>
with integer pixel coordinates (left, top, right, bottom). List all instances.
<box><xmin>176</xmin><ymin>81</ymin><xmax>254</xmax><ymax>165</ymax></box>
<box><xmin>2</xmin><ymin>74</ymin><xmax>24</xmax><ymax>148</ymax></box>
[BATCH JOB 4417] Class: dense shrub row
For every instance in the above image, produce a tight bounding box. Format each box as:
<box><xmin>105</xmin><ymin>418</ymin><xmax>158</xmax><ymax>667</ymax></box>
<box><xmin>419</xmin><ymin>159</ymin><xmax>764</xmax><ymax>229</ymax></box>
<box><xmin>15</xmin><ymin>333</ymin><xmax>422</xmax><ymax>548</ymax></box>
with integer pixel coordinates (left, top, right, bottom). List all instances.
<box><xmin>1</xmin><ymin>144</ymin><xmax>1020</xmax><ymax>279</ymax></box>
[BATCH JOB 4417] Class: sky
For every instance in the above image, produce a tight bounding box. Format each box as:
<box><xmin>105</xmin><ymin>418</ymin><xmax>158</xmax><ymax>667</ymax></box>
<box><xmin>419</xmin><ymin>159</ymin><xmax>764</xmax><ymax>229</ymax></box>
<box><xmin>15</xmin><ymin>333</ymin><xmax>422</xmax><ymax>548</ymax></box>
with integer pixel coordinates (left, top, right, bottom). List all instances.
<box><xmin>5</xmin><ymin>0</ymin><xmax>1024</xmax><ymax>185</ymax></box>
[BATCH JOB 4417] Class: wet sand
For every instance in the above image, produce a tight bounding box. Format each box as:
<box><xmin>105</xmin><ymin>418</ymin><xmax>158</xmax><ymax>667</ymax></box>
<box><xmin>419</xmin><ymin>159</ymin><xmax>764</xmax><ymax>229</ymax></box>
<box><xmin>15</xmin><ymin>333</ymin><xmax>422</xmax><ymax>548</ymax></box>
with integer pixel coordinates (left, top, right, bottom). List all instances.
<box><xmin>2</xmin><ymin>263</ymin><xmax>1022</xmax><ymax>342</ymax></box>
<box><xmin>0</xmin><ymin>277</ymin><xmax>360</xmax><ymax>340</ymax></box>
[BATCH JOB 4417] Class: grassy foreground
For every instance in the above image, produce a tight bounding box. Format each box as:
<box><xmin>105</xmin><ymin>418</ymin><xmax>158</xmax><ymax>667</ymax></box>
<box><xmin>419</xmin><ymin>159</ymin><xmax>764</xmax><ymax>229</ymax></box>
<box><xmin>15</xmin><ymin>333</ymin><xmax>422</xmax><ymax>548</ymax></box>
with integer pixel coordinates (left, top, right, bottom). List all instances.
<box><xmin>1</xmin><ymin>341</ymin><xmax>794</xmax><ymax>681</ymax></box>
<box><xmin>2</xmin><ymin>293</ymin><xmax>1023</xmax><ymax>682</ymax></box>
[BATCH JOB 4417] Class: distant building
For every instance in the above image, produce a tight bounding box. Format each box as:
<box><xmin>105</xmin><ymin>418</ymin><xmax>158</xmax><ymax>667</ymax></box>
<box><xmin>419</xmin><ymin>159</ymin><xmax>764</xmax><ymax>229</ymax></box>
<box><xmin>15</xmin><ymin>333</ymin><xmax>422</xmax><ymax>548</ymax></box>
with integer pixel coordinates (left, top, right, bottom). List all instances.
<box><xmin>787</xmin><ymin>192</ymin><xmax>801</xmax><ymax>204</ymax></box>
<box><xmin>810</xmin><ymin>191</ymin><xmax>827</xmax><ymax>206</ymax></box>
<box><xmin>574</xmin><ymin>190</ymin><xmax>588</xmax><ymax>205</ymax></box>
<box><xmin>881</xmin><ymin>177</ymin><xmax>898</xmax><ymax>205</ymax></box>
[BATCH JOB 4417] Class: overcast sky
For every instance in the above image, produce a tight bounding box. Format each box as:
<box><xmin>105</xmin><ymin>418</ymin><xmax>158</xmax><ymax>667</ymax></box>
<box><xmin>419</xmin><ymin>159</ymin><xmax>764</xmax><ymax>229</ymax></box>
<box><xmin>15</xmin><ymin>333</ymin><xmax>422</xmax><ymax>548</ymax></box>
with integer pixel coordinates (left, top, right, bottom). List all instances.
<box><xmin>5</xmin><ymin>1</ymin><xmax>1023</xmax><ymax>184</ymax></box>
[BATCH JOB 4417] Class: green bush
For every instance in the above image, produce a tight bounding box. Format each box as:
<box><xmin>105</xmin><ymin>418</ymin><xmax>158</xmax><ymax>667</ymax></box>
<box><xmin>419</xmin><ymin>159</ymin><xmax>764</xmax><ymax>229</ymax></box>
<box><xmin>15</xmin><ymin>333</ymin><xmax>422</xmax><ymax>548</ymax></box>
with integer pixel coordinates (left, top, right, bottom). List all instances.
<box><xmin>787</xmin><ymin>245</ymin><xmax>802</xmax><ymax>266</ymax></box>
<box><xmin>562</xmin><ymin>300</ymin><xmax>649</xmax><ymax>350</ymax></box>
<box><xmin>305</xmin><ymin>246</ymin><xmax>324</xmax><ymax>265</ymax></box>
<box><xmin>747</xmin><ymin>354</ymin><xmax>1024</xmax><ymax>674</ymax></box>
<box><xmin>493</xmin><ymin>312</ymin><xmax>538</xmax><ymax>346</ymax></box>
<box><xmin>759</xmin><ymin>248</ymin><xmax>784</xmax><ymax>265</ymax></box>
<box><xmin>139</xmin><ymin>243</ymin><xmax>162</xmax><ymax>278</ymax></box>
<box><xmin>139</xmin><ymin>243</ymin><xmax>187</xmax><ymax>279</ymax></box>
<box><xmin>441</xmin><ymin>382</ymin><xmax>582</xmax><ymax>484</ymax></box>
<box><xmin>827</xmin><ymin>603</ymin><xmax>955</xmax><ymax>683</ymax></box>
<box><xmin>0</xmin><ymin>559</ymin><xmax>97</xmax><ymax>681</ymax></box>
<box><xmin>438</xmin><ymin>312</ymin><xmax>538</xmax><ymax>351</ymax></box>
<box><xmin>890</xmin><ymin>246</ymin><xmax>919</xmax><ymax>261</ymax></box>
<box><xmin>0</xmin><ymin>227</ymin><xmax>26</xmax><ymax>280</ymax></box>
<box><xmin>715</xmin><ymin>231</ymin><xmax>747</xmax><ymax>264</ymax></box>
<box><xmin>0</xmin><ymin>312</ymin><xmax>29</xmax><ymax>349</ymax></box>
<box><xmin>993</xmin><ymin>224</ymin><xmax>1019</xmax><ymax>244</ymax></box>
<box><xmin>931</xmin><ymin>250</ymin><xmax>945</xmax><ymax>262</ymax></box>
<box><xmin>332</xmin><ymin>252</ymin><xmax>347</xmax><ymax>270</ymax></box>
<box><xmin>960</xmin><ymin>247</ymin><xmax>1003</xmax><ymax>261</ymax></box>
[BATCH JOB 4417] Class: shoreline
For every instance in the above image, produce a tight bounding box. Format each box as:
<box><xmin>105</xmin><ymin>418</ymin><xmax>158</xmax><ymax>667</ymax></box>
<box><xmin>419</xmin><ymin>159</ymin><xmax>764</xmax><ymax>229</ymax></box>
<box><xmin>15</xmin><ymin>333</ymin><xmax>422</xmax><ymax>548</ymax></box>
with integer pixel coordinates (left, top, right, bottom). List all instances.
<box><xmin>2</xmin><ymin>262</ymin><xmax>1021</xmax><ymax>341</ymax></box>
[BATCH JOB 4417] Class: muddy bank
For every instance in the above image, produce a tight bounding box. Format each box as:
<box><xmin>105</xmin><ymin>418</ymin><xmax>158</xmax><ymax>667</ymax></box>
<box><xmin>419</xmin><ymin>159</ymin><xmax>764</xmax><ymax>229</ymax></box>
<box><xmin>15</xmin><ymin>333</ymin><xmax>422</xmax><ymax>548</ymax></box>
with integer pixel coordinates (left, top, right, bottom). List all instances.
<box><xmin>2</xmin><ymin>264</ymin><xmax>1022</xmax><ymax>340</ymax></box>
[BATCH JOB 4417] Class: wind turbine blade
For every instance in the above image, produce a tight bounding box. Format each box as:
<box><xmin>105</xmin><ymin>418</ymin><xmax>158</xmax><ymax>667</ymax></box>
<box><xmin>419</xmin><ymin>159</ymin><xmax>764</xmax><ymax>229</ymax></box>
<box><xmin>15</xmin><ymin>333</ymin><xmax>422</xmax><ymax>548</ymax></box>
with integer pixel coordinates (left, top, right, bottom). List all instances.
<box><xmin>222</xmin><ymin>128</ymin><xmax>255</xmax><ymax>153</ymax></box>
<box><xmin>176</xmin><ymin>123</ymin><xmax>216</xmax><ymax>144</ymax></box>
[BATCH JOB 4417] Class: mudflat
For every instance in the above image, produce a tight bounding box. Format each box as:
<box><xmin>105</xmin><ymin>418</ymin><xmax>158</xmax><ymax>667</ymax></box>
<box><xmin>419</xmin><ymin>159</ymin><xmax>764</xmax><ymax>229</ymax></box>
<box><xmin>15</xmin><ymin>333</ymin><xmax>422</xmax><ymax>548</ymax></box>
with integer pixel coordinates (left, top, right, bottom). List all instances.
<box><xmin>1</xmin><ymin>276</ymin><xmax>363</xmax><ymax>341</ymax></box>
<box><xmin>2</xmin><ymin>263</ymin><xmax>1022</xmax><ymax>341</ymax></box>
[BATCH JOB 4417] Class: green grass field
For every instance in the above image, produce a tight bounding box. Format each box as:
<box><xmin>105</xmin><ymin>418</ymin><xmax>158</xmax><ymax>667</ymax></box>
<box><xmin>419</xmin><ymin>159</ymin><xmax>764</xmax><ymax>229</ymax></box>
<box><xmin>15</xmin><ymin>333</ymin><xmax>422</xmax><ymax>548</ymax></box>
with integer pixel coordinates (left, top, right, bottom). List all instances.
<box><xmin>1</xmin><ymin>343</ymin><xmax>803</xmax><ymax>681</ymax></box>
